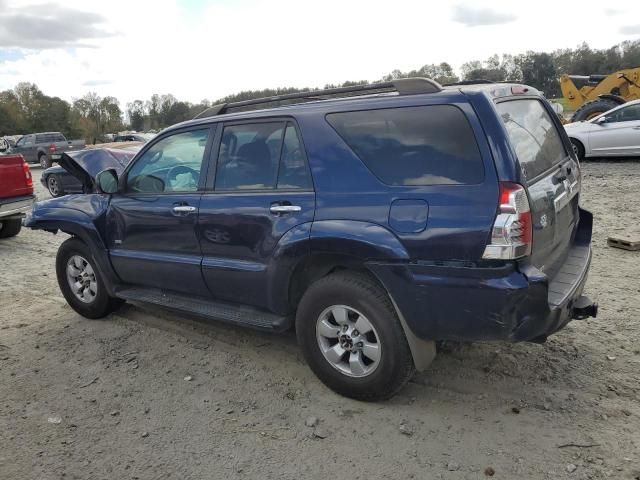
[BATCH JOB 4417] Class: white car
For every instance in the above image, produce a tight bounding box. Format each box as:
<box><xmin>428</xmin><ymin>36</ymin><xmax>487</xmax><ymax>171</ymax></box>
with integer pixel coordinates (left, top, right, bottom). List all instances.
<box><xmin>564</xmin><ymin>99</ymin><xmax>640</xmax><ymax>159</ymax></box>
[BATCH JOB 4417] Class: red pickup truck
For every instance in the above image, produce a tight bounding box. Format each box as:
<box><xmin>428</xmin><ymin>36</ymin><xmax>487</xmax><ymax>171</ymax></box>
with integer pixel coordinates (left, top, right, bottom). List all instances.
<box><xmin>0</xmin><ymin>154</ymin><xmax>35</xmax><ymax>238</ymax></box>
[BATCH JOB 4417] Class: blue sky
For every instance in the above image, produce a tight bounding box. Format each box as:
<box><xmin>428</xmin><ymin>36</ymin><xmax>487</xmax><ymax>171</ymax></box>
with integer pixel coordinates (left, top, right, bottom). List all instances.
<box><xmin>1</xmin><ymin>0</ymin><xmax>639</xmax><ymax>104</ymax></box>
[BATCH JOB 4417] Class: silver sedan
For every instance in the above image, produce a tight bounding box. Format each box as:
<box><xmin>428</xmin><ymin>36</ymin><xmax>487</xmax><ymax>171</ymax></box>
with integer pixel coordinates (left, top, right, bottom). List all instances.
<box><xmin>564</xmin><ymin>99</ymin><xmax>640</xmax><ymax>159</ymax></box>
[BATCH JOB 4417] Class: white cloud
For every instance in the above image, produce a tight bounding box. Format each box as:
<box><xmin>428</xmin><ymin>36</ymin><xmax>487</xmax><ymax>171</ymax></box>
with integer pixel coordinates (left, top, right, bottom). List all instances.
<box><xmin>0</xmin><ymin>0</ymin><xmax>638</xmax><ymax>106</ymax></box>
<box><xmin>451</xmin><ymin>5</ymin><xmax>516</xmax><ymax>27</ymax></box>
<box><xmin>620</xmin><ymin>25</ymin><xmax>640</xmax><ymax>35</ymax></box>
<box><xmin>0</xmin><ymin>2</ymin><xmax>112</xmax><ymax>49</ymax></box>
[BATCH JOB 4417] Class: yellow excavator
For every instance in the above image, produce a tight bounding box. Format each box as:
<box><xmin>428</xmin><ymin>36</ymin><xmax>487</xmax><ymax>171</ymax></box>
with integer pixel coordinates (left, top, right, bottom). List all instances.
<box><xmin>560</xmin><ymin>67</ymin><xmax>640</xmax><ymax>122</ymax></box>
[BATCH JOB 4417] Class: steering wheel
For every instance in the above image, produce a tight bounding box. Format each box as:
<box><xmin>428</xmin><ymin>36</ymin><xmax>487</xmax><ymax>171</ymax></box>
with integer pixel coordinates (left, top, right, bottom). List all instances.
<box><xmin>166</xmin><ymin>165</ymin><xmax>199</xmax><ymax>190</ymax></box>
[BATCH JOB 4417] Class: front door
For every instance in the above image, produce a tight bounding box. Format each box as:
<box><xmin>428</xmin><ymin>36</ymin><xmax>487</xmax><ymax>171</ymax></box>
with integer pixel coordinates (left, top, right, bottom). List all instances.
<box><xmin>589</xmin><ymin>103</ymin><xmax>640</xmax><ymax>156</ymax></box>
<box><xmin>198</xmin><ymin>120</ymin><xmax>315</xmax><ymax>310</ymax></box>
<box><xmin>106</xmin><ymin>127</ymin><xmax>215</xmax><ymax>296</ymax></box>
<box><xmin>14</xmin><ymin>135</ymin><xmax>36</xmax><ymax>163</ymax></box>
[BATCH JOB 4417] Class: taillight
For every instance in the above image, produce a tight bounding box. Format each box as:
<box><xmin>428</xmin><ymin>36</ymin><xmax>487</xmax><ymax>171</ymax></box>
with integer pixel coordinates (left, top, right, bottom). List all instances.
<box><xmin>482</xmin><ymin>182</ymin><xmax>532</xmax><ymax>260</ymax></box>
<box><xmin>22</xmin><ymin>160</ymin><xmax>33</xmax><ymax>190</ymax></box>
<box><xmin>48</xmin><ymin>143</ymin><xmax>57</xmax><ymax>153</ymax></box>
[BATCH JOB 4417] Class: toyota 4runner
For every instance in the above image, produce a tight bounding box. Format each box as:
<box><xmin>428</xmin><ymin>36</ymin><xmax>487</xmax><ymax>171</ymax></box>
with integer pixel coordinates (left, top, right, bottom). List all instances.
<box><xmin>25</xmin><ymin>78</ymin><xmax>597</xmax><ymax>400</ymax></box>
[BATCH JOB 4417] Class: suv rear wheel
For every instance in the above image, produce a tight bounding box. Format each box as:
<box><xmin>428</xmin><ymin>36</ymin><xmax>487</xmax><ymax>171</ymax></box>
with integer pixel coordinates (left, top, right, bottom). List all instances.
<box><xmin>56</xmin><ymin>237</ymin><xmax>124</xmax><ymax>319</ymax></box>
<box><xmin>39</xmin><ymin>153</ymin><xmax>51</xmax><ymax>169</ymax></box>
<box><xmin>296</xmin><ymin>271</ymin><xmax>415</xmax><ymax>401</ymax></box>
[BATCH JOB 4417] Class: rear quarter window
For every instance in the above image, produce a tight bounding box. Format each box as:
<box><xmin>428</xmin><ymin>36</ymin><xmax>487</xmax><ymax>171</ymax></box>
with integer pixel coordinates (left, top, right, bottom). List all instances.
<box><xmin>326</xmin><ymin>105</ymin><xmax>484</xmax><ymax>186</ymax></box>
<box><xmin>496</xmin><ymin>99</ymin><xmax>567</xmax><ymax>181</ymax></box>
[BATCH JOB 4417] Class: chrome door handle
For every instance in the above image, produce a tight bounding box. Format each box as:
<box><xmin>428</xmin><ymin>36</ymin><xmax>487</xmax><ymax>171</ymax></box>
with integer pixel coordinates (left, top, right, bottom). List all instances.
<box><xmin>270</xmin><ymin>205</ymin><xmax>302</xmax><ymax>214</ymax></box>
<box><xmin>172</xmin><ymin>205</ymin><xmax>196</xmax><ymax>213</ymax></box>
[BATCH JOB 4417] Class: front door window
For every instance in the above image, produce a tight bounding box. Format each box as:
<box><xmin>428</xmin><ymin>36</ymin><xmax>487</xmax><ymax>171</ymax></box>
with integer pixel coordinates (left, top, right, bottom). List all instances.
<box><xmin>126</xmin><ymin>129</ymin><xmax>209</xmax><ymax>193</ymax></box>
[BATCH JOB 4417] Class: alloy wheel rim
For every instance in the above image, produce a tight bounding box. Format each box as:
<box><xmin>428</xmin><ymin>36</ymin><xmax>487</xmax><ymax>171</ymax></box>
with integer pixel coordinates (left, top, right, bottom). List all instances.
<box><xmin>66</xmin><ymin>255</ymin><xmax>98</xmax><ymax>303</ymax></box>
<box><xmin>48</xmin><ymin>177</ymin><xmax>59</xmax><ymax>196</ymax></box>
<box><xmin>315</xmin><ymin>305</ymin><xmax>381</xmax><ymax>378</ymax></box>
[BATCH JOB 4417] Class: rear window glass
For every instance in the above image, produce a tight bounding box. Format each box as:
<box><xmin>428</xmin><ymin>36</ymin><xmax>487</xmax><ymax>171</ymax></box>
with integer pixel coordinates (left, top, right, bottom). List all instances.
<box><xmin>326</xmin><ymin>105</ymin><xmax>484</xmax><ymax>186</ymax></box>
<box><xmin>496</xmin><ymin>99</ymin><xmax>567</xmax><ymax>181</ymax></box>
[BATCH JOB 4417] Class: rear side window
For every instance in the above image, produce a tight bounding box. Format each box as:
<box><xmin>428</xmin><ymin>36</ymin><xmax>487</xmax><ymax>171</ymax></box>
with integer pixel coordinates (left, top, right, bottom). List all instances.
<box><xmin>496</xmin><ymin>99</ymin><xmax>567</xmax><ymax>181</ymax></box>
<box><xmin>326</xmin><ymin>105</ymin><xmax>484</xmax><ymax>186</ymax></box>
<box><xmin>278</xmin><ymin>123</ymin><xmax>312</xmax><ymax>190</ymax></box>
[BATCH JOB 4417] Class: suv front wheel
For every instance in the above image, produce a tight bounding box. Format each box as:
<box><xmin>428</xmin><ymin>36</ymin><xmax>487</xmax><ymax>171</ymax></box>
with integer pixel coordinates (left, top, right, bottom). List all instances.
<box><xmin>296</xmin><ymin>271</ymin><xmax>415</xmax><ymax>401</ymax></box>
<box><xmin>56</xmin><ymin>237</ymin><xmax>124</xmax><ymax>319</ymax></box>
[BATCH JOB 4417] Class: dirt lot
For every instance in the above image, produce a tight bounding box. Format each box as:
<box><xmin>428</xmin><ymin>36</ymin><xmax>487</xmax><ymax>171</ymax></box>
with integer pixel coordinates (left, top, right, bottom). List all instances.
<box><xmin>1</xmin><ymin>163</ymin><xmax>639</xmax><ymax>480</ymax></box>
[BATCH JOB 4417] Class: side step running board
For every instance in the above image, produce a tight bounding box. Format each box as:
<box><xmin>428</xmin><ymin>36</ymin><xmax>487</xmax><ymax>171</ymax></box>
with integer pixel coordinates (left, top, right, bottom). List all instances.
<box><xmin>115</xmin><ymin>287</ymin><xmax>292</xmax><ymax>332</ymax></box>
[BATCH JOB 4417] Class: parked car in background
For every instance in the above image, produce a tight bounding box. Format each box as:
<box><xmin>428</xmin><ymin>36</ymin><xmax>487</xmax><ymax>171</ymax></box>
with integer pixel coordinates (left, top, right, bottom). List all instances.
<box><xmin>0</xmin><ymin>154</ymin><xmax>34</xmax><ymax>238</ymax></box>
<box><xmin>565</xmin><ymin>99</ymin><xmax>640</xmax><ymax>159</ymax></box>
<box><xmin>1</xmin><ymin>136</ymin><xmax>20</xmax><ymax>152</ymax></box>
<box><xmin>26</xmin><ymin>79</ymin><xmax>597</xmax><ymax>400</ymax></box>
<box><xmin>11</xmin><ymin>132</ymin><xmax>86</xmax><ymax>168</ymax></box>
<box><xmin>42</xmin><ymin>142</ymin><xmax>143</xmax><ymax>197</ymax></box>
<box><xmin>0</xmin><ymin>137</ymin><xmax>8</xmax><ymax>153</ymax></box>
<box><xmin>114</xmin><ymin>133</ymin><xmax>155</xmax><ymax>142</ymax></box>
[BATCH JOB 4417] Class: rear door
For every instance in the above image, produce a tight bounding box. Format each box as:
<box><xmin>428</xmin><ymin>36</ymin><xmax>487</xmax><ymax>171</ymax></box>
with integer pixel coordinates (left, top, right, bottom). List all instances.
<box><xmin>198</xmin><ymin>120</ymin><xmax>315</xmax><ymax>309</ymax></box>
<box><xmin>589</xmin><ymin>103</ymin><xmax>640</xmax><ymax>156</ymax></box>
<box><xmin>496</xmin><ymin>98</ymin><xmax>579</xmax><ymax>277</ymax></box>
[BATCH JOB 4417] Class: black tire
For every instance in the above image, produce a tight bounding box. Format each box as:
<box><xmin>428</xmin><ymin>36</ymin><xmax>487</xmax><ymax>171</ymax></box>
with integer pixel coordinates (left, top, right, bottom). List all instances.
<box><xmin>39</xmin><ymin>153</ymin><xmax>52</xmax><ymax>169</ymax></box>
<box><xmin>56</xmin><ymin>237</ymin><xmax>124</xmax><ymax>319</ymax></box>
<box><xmin>296</xmin><ymin>271</ymin><xmax>415</xmax><ymax>401</ymax></box>
<box><xmin>0</xmin><ymin>219</ymin><xmax>22</xmax><ymax>238</ymax></box>
<box><xmin>570</xmin><ymin>138</ymin><xmax>585</xmax><ymax>160</ymax></box>
<box><xmin>47</xmin><ymin>174</ymin><xmax>65</xmax><ymax>197</ymax></box>
<box><xmin>571</xmin><ymin>98</ymin><xmax>620</xmax><ymax>122</ymax></box>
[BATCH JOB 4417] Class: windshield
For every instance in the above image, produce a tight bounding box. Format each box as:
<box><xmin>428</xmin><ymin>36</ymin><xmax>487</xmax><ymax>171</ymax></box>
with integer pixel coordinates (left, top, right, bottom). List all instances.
<box><xmin>496</xmin><ymin>99</ymin><xmax>567</xmax><ymax>181</ymax></box>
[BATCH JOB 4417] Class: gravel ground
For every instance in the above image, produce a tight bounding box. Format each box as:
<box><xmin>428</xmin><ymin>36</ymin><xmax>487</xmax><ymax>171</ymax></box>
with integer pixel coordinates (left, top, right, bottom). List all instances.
<box><xmin>1</xmin><ymin>163</ymin><xmax>639</xmax><ymax>480</ymax></box>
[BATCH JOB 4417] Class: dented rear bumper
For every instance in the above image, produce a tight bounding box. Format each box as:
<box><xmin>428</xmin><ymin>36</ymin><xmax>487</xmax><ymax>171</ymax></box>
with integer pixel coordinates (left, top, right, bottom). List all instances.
<box><xmin>367</xmin><ymin>208</ymin><xmax>595</xmax><ymax>343</ymax></box>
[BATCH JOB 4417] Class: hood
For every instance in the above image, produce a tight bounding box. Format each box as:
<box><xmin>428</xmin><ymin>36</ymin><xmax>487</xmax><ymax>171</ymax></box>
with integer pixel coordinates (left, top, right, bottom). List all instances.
<box><xmin>58</xmin><ymin>147</ymin><xmax>139</xmax><ymax>191</ymax></box>
<box><xmin>563</xmin><ymin>120</ymin><xmax>591</xmax><ymax>133</ymax></box>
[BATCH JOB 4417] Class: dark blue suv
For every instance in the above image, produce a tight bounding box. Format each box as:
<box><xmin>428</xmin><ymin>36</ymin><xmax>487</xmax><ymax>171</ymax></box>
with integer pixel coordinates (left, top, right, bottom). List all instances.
<box><xmin>26</xmin><ymin>78</ymin><xmax>597</xmax><ymax>400</ymax></box>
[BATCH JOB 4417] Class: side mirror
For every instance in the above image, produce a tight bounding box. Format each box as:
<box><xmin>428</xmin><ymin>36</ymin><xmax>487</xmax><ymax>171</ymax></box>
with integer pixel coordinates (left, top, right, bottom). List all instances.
<box><xmin>596</xmin><ymin>116</ymin><xmax>608</xmax><ymax>124</ymax></box>
<box><xmin>96</xmin><ymin>169</ymin><xmax>119</xmax><ymax>194</ymax></box>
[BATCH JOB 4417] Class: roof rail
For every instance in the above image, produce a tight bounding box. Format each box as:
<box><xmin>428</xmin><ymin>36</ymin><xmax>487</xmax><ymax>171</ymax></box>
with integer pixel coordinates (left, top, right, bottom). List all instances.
<box><xmin>192</xmin><ymin>77</ymin><xmax>443</xmax><ymax>119</ymax></box>
<box><xmin>444</xmin><ymin>79</ymin><xmax>494</xmax><ymax>86</ymax></box>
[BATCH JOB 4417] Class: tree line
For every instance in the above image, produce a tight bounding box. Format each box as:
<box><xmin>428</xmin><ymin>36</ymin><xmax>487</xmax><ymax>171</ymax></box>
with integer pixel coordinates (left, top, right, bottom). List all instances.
<box><xmin>1</xmin><ymin>40</ymin><xmax>639</xmax><ymax>140</ymax></box>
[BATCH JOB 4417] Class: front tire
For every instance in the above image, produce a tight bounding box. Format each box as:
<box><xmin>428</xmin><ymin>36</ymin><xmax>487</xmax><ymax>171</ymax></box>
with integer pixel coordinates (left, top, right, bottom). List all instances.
<box><xmin>570</xmin><ymin>138</ymin><xmax>585</xmax><ymax>160</ymax></box>
<box><xmin>47</xmin><ymin>174</ymin><xmax>64</xmax><ymax>197</ymax></box>
<box><xmin>0</xmin><ymin>219</ymin><xmax>22</xmax><ymax>238</ymax></box>
<box><xmin>56</xmin><ymin>237</ymin><xmax>124</xmax><ymax>319</ymax></box>
<box><xmin>296</xmin><ymin>271</ymin><xmax>415</xmax><ymax>401</ymax></box>
<box><xmin>571</xmin><ymin>98</ymin><xmax>620</xmax><ymax>122</ymax></box>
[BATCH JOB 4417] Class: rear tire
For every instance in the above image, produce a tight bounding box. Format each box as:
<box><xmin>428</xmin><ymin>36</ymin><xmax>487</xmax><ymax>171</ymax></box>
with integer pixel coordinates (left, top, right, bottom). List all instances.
<box><xmin>296</xmin><ymin>271</ymin><xmax>415</xmax><ymax>401</ymax></box>
<box><xmin>0</xmin><ymin>219</ymin><xmax>22</xmax><ymax>238</ymax></box>
<box><xmin>570</xmin><ymin>138</ymin><xmax>585</xmax><ymax>160</ymax></box>
<box><xmin>571</xmin><ymin>98</ymin><xmax>620</xmax><ymax>122</ymax></box>
<box><xmin>56</xmin><ymin>237</ymin><xmax>124</xmax><ymax>319</ymax></box>
<box><xmin>39</xmin><ymin>153</ymin><xmax>52</xmax><ymax>169</ymax></box>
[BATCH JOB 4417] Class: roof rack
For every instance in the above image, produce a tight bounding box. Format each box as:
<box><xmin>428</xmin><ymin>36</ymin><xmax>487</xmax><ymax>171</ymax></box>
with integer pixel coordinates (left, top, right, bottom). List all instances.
<box><xmin>193</xmin><ymin>77</ymin><xmax>443</xmax><ymax>119</ymax></box>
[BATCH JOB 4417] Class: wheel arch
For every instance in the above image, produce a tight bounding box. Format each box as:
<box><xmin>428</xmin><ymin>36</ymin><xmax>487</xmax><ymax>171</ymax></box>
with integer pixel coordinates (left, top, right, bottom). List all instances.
<box><xmin>282</xmin><ymin>220</ymin><xmax>436</xmax><ymax>371</ymax></box>
<box><xmin>25</xmin><ymin>203</ymin><xmax>120</xmax><ymax>295</ymax></box>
